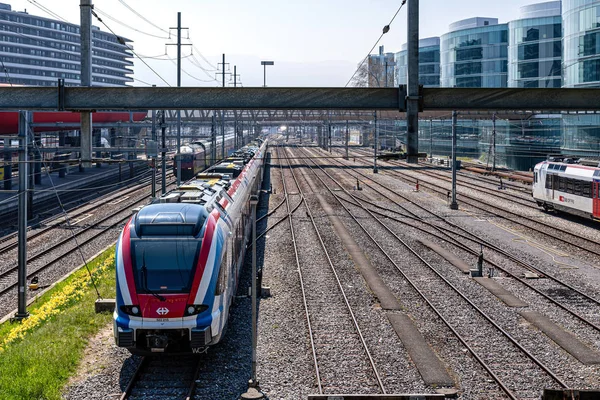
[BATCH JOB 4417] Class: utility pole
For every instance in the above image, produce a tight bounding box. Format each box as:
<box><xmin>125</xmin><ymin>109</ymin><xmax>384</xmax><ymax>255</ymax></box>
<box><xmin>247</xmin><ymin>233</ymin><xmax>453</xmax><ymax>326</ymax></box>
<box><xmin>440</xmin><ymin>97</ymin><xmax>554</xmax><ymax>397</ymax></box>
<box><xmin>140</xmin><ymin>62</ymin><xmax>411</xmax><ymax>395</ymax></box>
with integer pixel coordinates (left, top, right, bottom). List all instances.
<box><xmin>15</xmin><ymin>111</ymin><xmax>30</xmax><ymax>320</ymax></box>
<box><xmin>211</xmin><ymin>113</ymin><xmax>216</xmax><ymax>165</ymax></box>
<box><xmin>345</xmin><ymin>120</ymin><xmax>349</xmax><ymax>160</ymax></box>
<box><xmin>492</xmin><ymin>113</ymin><xmax>497</xmax><ymax>172</ymax></box>
<box><xmin>241</xmin><ymin>194</ymin><xmax>263</xmax><ymax>400</ymax></box>
<box><xmin>232</xmin><ymin>65</ymin><xmax>241</xmax><ymax>88</ymax></box>
<box><xmin>328</xmin><ymin>122</ymin><xmax>332</xmax><ymax>153</ymax></box>
<box><xmin>151</xmin><ymin>108</ymin><xmax>156</xmax><ymax>199</ymax></box>
<box><xmin>373</xmin><ymin>111</ymin><xmax>378</xmax><ymax>173</ymax></box>
<box><xmin>217</xmin><ymin>55</ymin><xmax>230</xmax><ymax>160</ymax></box>
<box><xmin>161</xmin><ymin>111</ymin><xmax>167</xmax><ymax>195</ymax></box>
<box><xmin>234</xmin><ymin>111</ymin><xmax>238</xmax><ymax>149</ymax></box>
<box><xmin>430</xmin><ymin>119</ymin><xmax>433</xmax><ymax>159</ymax></box>
<box><xmin>167</xmin><ymin>12</ymin><xmax>190</xmax><ymax>186</ymax></box>
<box><xmin>80</xmin><ymin>0</ymin><xmax>92</xmax><ymax>169</ymax></box>
<box><xmin>406</xmin><ymin>0</ymin><xmax>419</xmax><ymax>163</ymax></box>
<box><xmin>450</xmin><ymin>110</ymin><xmax>459</xmax><ymax>210</ymax></box>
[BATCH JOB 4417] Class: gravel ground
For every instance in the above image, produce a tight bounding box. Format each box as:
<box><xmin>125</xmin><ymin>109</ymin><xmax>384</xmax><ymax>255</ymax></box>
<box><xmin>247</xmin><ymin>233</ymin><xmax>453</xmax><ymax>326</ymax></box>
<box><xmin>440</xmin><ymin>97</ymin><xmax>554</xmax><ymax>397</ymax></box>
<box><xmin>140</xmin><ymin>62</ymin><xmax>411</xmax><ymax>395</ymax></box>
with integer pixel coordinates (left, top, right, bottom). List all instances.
<box><xmin>60</xmin><ymin>144</ymin><xmax>600</xmax><ymax>400</ymax></box>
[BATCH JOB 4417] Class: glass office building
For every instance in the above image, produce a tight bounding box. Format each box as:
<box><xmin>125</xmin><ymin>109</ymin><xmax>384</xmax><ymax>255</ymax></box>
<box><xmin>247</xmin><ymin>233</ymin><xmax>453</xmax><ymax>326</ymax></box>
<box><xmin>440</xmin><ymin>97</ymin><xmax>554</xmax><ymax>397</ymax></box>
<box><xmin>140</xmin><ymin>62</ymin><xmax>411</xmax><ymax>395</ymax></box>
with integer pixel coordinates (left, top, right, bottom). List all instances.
<box><xmin>440</xmin><ymin>18</ymin><xmax>509</xmax><ymax>88</ymax></box>
<box><xmin>0</xmin><ymin>2</ymin><xmax>133</xmax><ymax>86</ymax></box>
<box><xmin>563</xmin><ymin>0</ymin><xmax>600</xmax><ymax>87</ymax></box>
<box><xmin>508</xmin><ymin>2</ymin><xmax>562</xmax><ymax>87</ymax></box>
<box><xmin>395</xmin><ymin>37</ymin><xmax>440</xmax><ymax>87</ymax></box>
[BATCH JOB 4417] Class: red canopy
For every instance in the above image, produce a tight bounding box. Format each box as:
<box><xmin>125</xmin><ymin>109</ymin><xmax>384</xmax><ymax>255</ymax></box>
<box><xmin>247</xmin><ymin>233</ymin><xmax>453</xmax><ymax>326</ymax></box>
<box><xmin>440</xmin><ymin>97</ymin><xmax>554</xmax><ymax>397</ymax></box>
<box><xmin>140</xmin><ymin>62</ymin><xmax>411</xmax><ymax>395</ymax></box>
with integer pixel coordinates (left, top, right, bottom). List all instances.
<box><xmin>0</xmin><ymin>111</ymin><xmax>147</xmax><ymax>134</ymax></box>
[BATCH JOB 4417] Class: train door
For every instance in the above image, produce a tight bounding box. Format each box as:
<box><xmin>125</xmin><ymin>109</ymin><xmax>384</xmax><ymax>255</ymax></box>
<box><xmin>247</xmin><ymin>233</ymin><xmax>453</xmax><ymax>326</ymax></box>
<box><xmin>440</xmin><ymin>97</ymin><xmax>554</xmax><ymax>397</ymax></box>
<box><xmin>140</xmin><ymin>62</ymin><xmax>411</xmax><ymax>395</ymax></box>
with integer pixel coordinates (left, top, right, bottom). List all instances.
<box><xmin>594</xmin><ymin>181</ymin><xmax>600</xmax><ymax>219</ymax></box>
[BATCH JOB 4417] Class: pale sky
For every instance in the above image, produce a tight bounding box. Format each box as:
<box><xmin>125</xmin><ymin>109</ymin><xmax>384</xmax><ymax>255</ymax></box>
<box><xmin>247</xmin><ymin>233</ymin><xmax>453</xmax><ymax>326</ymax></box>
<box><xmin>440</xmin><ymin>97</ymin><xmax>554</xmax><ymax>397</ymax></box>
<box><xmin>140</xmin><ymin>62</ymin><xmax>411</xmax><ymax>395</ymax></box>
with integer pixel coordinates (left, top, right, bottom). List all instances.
<box><xmin>9</xmin><ymin>0</ymin><xmax>545</xmax><ymax>86</ymax></box>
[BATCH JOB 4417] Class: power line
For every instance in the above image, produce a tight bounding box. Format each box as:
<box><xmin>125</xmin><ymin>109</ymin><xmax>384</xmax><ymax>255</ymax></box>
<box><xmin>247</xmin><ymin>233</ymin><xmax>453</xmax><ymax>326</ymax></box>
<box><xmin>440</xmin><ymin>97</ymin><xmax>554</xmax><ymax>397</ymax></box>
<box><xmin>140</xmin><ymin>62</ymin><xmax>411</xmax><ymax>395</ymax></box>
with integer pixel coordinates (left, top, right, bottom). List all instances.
<box><xmin>167</xmin><ymin>56</ymin><xmax>217</xmax><ymax>83</ymax></box>
<box><xmin>91</xmin><ymin>10</ymin><xmax>171</xmax><ymax>87</ymax></box>
<box><xmin>107</xmin><ymin>1</ymin><xmax>219</xmax><ymax>77</ymax></box>
<box><xmin>0</xmin><ymin>57</ymin><xmax>12</xmax><ymax>86</ymax></box>
<box><xmin>189</xmin><ymin>43</ymin><xmax>218</xmax><ymax>70</ymax></box>
<box><xmin>186</xmin><ymin>53</ymin><xmax>221</xmax><ymax>81</ymax></box>
<box><xmin>133</xmin><ymin>76</ymin><xmax>153</xmax><ymax>86</ymax></box>
<box><xmin>188</xmin><ymin>51</ymin><xmax>217</xmax><ymax>72</ymax></box>
<box><xmin>345</xmin><ymin>0</ymin><xmax>407</xmax><ymax>87</ymax></box>
<box><xmin>118</xmin><ymin>0</ymin><xmax>170</xmax><ymax>35</ymax></box>
<box><xmin>95</xmin><ymin>7</ymin><xmax>170</xmax><ymax>39</ymax></box>
<box><xmin>26</xmin><ymin>0</ymin><xmax>69</xmax><ymax>23</ymax></box>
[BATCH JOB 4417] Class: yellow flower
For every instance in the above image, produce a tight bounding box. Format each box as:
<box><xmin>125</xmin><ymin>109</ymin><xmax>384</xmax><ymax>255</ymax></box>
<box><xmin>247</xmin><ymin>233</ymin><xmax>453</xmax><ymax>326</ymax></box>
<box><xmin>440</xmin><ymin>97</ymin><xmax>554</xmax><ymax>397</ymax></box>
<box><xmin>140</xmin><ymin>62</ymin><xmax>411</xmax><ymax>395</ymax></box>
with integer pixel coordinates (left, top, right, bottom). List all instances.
<box><xmin>0</xmin><ymin>253</ymin><xmax>116</xmax><ymax>350</ymax></box>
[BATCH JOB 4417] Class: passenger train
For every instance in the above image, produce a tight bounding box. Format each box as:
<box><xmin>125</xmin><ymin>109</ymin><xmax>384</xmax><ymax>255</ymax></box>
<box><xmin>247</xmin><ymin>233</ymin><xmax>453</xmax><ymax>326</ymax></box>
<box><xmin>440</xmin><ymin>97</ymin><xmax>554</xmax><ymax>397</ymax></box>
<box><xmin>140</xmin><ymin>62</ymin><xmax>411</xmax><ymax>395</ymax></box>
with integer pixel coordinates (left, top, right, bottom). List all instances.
<box><xmin>532</xmin><ymin>156</ymin><xmax>600</xmax><ymax>221</ymax></box>
<box><xmin>173</xmin><ymin>134</ymin><xmax>238</xmax><ymax>181</ymax></box>
<box><xmin>114</xmin><ymin>139</ymin><xmax>266</xmax><ymax>354</ymax></box>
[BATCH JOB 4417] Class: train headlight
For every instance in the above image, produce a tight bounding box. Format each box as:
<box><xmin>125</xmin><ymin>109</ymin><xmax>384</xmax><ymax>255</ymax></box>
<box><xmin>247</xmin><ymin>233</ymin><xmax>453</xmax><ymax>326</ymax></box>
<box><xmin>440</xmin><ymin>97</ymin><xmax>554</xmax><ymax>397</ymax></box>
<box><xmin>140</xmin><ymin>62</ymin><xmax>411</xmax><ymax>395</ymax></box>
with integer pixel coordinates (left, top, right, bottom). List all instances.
<box><xmin>120</xmin><ymin>305</ymin><xmax>141</xmax><ymax>316</ymax></box>
<box><xmin>184</xmin><ymin>304</ymin><xmax>209</xmax><ymax>316</ymax></box>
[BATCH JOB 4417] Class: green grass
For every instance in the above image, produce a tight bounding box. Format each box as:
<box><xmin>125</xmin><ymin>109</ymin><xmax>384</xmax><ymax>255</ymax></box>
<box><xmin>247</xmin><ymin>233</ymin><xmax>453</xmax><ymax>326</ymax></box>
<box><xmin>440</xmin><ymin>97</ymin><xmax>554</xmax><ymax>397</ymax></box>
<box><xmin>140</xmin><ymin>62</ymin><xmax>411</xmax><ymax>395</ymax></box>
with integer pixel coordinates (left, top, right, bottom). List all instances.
<box><xmin>0</xmin><ymin>246</ymin><xmax>116</xmax><ymax>400</ymax></box>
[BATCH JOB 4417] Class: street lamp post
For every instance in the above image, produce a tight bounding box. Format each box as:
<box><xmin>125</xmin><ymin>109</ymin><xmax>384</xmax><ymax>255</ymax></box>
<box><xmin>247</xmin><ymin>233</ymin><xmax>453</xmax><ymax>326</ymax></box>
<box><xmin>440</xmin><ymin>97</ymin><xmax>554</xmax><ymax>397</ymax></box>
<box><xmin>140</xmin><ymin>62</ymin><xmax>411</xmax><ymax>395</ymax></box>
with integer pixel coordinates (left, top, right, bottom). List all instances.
<box><xmin>260</xmin><ymin>61</ymin><xmax>274</xmax><ymax>87</ymax></box>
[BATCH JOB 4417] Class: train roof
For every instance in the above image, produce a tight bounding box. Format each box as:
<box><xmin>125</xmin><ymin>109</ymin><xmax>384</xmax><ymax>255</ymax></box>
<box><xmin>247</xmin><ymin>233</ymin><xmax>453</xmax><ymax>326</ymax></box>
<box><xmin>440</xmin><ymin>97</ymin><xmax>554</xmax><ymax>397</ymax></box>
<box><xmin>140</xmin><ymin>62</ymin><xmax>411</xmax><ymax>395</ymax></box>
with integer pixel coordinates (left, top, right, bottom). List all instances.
<box><xmin>133</xmin><ymin>173</ymin><xmax>233</xmax><ymax>237</ymax></box>
<box><xmin>133</xmin><ymin>203</ymin><xmax>209</xmax><ymax>237</ymax></box>
<box><xmin>545</xmin><ymin>155</ymin><xmax>600</xmax><ymax>168</ymax></box>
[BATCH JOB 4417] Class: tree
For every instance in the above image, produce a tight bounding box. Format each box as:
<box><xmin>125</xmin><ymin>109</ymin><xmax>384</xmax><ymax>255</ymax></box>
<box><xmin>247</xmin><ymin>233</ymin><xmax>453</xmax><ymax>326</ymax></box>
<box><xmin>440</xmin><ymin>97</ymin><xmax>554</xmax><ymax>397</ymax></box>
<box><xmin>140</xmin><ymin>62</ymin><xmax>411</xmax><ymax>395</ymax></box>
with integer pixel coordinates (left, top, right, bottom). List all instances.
<box><xmin>349</xmin><ymin>58</ymin><xmax>392</xmax><ymax>87</ymax></box>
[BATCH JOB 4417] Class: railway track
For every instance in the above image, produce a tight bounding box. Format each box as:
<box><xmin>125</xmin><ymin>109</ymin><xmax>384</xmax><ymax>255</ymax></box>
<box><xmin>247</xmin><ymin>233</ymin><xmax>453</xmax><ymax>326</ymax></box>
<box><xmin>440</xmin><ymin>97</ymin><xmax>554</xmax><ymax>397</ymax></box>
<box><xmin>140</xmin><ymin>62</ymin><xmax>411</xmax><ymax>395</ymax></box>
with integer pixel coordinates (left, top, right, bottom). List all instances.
<box><xmin>0</xmin><ymin>175</ymin><xmax>177</xmax><ymax>319</ymax></box>
<box><xmin>276</xmin><ymin>144</ymin><xmax>385</xmax><ymax>394</ymax></box>
<box><xmin>120</xmin><ymin>356</ymin><xmax>201</xmax><ymax>400</ymax></box>
<box><xmin>309</xmin><ymin>146</ymin><xmax>600</xmax><ymax>322</ymax></box>
<box><xmin>347</xmin><ymin>147</ymin><xmax>533</xmax><ymax>196</ymax></box>
<box><xmin>0</xmin><ymin>169</ymin><xmax>167</xmax><ymax>254</ymax></box>
<box><xmin>340</xmin><ymin>147</ymin><xmax>600</xmax><ymax>260</ymax></box>
<box><xmin>0</xmin><ymin>161</ymin><xmax>149</xmax><ymax>232</ymax></box>
<box><xmin>295</xmin><ymin>145</ymin><xmax>574</xmax><ymax>398</ymax></box>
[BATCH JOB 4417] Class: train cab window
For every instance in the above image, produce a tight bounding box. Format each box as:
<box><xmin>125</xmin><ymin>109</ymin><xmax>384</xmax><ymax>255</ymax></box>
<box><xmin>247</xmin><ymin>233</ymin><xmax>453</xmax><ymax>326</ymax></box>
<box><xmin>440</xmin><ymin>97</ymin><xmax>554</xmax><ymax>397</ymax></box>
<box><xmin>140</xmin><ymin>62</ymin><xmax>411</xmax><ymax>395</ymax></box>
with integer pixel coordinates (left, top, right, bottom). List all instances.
<box><xmin>560</xmin><ymin>165</ymin><xmax>567</xmax><ymax>171</ymax></box>
<box><xmin>534</xmin><ymin>172</ymin><xmax>538</xmax><ymax>184</ymax></box>
<box><xmin>552</xmin><ymin>174</ymin><xmax>559</xmax><ymax>188</ymax></box>
<box><xmin>545</xmin><ymin>174</ymin><xmax>552</xmax><ymax>189</ymax></box>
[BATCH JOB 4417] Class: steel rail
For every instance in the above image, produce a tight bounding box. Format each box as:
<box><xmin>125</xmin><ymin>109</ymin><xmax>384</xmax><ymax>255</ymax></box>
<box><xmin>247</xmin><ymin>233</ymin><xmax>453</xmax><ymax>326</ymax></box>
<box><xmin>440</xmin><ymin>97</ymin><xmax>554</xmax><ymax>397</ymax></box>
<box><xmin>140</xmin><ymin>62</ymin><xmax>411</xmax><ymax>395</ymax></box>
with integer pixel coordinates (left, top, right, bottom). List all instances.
<box><xmin>346</xmin><ymin>194</ymin><xmax>600</xmax><ymax>334</ymax></box>
<box><xmin>281</xmin><ymin>143</ymin><xmax>387</xmax><ymax>394</ymax></box>
<box><xmin>119</xmin><ymin>357</ymin><xmax>148</xmax><ymax>400</ymax></box>
<box><xmin>298</xmin><ymin>145</ymin><xmax>570</xmax><ymax>395</ymax></box>
<box><xmin>322</xmin><ymin>147</ymin><xmax>600</xmax><ymax>311</ymax></box>
<box><xmin>0</xmin><ymin>171</ymin><xmax>165</xmax><ymax>254</ymax></box>
<box><xmin>340</xmin><ymin>146</ymin><xmax>600</xmax><ymax>262</ymax></box>
<box><xmin>0</xmin><ymin>179</ymin><xmax>178</xmax><ymax>299</ymax></box>
<box><xmin>273</xmin><ymin>144</ymin><xmax>322</xmax><ymax>394</ymax></box>
<box><xmin>393</xmin><ymin>161</ymin><xmax>600</xmax><ymax>256</ymax></box>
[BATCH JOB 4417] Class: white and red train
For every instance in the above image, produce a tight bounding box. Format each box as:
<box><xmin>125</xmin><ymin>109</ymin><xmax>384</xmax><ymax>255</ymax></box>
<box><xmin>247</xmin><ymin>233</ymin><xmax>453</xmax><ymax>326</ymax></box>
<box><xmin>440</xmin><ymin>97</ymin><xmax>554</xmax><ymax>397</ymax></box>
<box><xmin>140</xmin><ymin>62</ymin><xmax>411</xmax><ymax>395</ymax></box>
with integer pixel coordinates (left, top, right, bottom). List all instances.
<box><xmin>114</xmin><ymin>139</ymin><xmax>266</xmax><ymax>354</ymax></box>
<box><xmin>174</xmin><ymin>134</ymin><xmax>237</xmax><ymax>181</ymax></box>
<box><xmin>532</xmin><ymin>157</ymin><xmax>600</xmax><ymax>221</ymax></box>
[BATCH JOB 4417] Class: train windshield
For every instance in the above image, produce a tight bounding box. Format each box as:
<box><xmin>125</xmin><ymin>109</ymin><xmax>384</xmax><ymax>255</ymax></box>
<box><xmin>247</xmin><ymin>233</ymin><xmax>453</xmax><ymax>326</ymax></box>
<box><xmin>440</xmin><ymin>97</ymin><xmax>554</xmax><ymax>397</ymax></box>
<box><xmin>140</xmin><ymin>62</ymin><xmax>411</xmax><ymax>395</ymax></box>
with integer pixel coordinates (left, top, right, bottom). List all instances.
<box><xmin>131</xmin><ymin>239</ymin><xmax>201</xmax><ymax>293</ymax></box>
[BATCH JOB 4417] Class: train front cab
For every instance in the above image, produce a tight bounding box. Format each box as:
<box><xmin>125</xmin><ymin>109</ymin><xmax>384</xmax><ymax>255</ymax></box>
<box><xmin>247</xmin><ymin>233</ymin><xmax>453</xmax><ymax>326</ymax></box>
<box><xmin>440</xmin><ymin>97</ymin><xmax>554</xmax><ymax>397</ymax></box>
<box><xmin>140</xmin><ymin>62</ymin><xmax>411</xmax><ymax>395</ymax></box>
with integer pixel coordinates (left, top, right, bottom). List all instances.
<box><xmin>114</xmin><ymin>203</ymin><xmax>228</xmax><ymax>355</ymax></box>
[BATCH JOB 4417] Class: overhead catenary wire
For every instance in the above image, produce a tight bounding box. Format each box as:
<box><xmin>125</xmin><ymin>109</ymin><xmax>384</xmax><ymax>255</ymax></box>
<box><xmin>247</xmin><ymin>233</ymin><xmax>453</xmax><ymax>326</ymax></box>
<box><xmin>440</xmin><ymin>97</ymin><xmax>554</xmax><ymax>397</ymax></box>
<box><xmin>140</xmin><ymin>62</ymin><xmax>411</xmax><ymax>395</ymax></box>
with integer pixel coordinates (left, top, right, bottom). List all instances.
<box><xmin>94</xmin><ymin>7</ymin><xmax>170</xmax><ymax>39</ymax></box>
<box><xmin>345</xmin><ymin>0</ymin><xmax>407</xmax><ymax>87</ymax></box>
<box><xmin>26</xmin><ymin>0</ymin><xmax>69</xmax><ymax>23</ymax></box>
<box><xmin>107</xmin><ymin>0</ymin><xmax>220</xmax><ymax>79</ymax></box>
<box><xmin>166</xmin><ymin>56</ymin><xmax>217</xmax><ymax>83</ymax></box>
<box><xmin>118</xmin><ymin>0</ymin><xmax>171</xmax><ymax>35</ymax></box>
<box><xmin>91</xmin><ymin>10</ymin><xmax>171</xmax><ymax>87</ymax></box>
<box><xmin>28</xmin><ymin>126</ymin><xmax>102</xmax><ymax>299</ymax></box>
<box><xmin>0</xmin><ymin>57</ymin><xmax>12</xmax><ymax>86</ymax></box>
